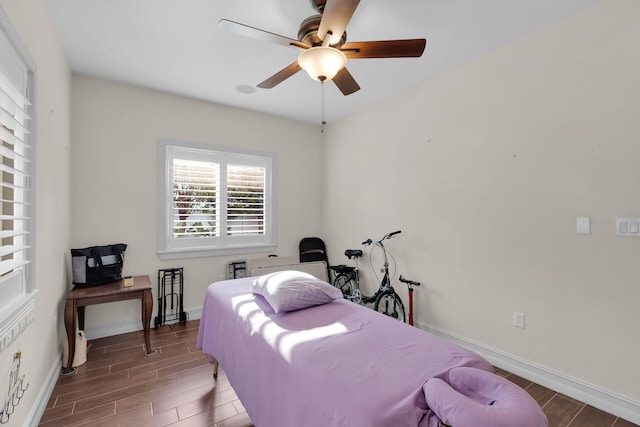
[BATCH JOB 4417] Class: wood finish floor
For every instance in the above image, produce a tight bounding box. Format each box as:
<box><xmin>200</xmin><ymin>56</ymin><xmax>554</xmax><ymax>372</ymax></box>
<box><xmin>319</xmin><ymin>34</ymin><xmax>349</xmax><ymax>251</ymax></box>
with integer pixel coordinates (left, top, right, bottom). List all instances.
<box><xmin>40</xmin><ymin>320</ymin><xmax>637</xmax><ymax>427</ymax></box>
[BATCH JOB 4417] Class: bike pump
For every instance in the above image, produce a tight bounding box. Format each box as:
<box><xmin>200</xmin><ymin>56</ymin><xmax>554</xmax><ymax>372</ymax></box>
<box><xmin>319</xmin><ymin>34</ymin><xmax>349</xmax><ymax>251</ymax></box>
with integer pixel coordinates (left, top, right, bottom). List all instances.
<box><xmin>408</xmin><ymin>286</ymin><xmax>415</xmax><ymax>326</ymax></box>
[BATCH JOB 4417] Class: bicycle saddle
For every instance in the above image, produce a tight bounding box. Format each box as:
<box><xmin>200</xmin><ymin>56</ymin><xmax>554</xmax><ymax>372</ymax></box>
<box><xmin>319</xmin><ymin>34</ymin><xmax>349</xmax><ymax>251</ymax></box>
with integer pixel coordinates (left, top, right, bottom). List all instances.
<box><xmin>344</xmin><ymin>249</ymin><xmax>363</xmax><ymax>259</ymax></box>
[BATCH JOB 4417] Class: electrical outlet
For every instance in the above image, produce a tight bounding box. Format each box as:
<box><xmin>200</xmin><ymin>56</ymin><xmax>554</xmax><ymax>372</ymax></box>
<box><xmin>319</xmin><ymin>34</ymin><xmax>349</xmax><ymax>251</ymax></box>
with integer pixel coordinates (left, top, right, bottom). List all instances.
<box><xmin>513</xmin><ymin>312</ymin><xmax>525</xmax><ymax>329</ymax></box>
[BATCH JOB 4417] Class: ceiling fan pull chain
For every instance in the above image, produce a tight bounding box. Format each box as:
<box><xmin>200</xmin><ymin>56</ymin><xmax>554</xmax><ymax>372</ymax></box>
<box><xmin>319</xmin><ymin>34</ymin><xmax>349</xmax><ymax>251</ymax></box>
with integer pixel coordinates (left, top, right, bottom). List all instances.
<box><xmin>320</xmin><ymin>81</ymin><xmax>327</xmax><ymax>133</ymax></box>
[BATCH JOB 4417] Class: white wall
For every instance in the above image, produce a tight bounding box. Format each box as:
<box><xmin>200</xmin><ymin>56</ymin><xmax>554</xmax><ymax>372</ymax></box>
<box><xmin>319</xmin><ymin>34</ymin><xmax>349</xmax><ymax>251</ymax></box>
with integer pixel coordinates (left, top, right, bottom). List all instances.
<box><xmin>323</xmin><ymin>0</ymin><xmax>639</xmax><ymax>408</ymax></box>
<box><xmin>3</xmin><ymin>0</ymin><xmax>638</xmax><ymax>424</ymax></box>
<box><xmin>0</xmin><ymin>0</ymin><xmax>72</xmax><ymax>425</ymax></box>
<box><xmin>70</xmin><ymin>75</ymin><xmax>324</xmax><ymax>329</ymax></box>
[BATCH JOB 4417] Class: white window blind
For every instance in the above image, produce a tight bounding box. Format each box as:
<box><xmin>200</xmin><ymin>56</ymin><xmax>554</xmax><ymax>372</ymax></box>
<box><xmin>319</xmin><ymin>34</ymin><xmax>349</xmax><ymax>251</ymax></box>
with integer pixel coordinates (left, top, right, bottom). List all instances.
<box><xmin>0</xmin><ymin>4</ymin><xmax>37</xmax><ymax>353</ymax></box>
<box><xmin>158</xmin><ymin>139</ymin><xmax>275</xmax><ymax>260</ymax></box>
<box><xmin>172</xmin><ymin>158</ymin><xmax>219</xmax><ymax>239</ymax></box>
<box><xmin>226</xmin><ymin>164</ymin><xmax>265</xmax><ymax>237</ymax></box>
<box><xmin>0</xmin><ymin>66</ymin><xmax>30</xmax><ymax>289</ymax></box>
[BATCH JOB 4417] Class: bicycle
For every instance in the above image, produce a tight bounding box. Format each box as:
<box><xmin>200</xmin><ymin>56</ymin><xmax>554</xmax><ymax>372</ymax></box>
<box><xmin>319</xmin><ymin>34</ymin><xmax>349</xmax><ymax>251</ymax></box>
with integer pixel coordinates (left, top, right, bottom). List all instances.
<box><xmin>331</xmin><ymin>230</ymin><xmax>420</xmax><ymax>323</ymax></box>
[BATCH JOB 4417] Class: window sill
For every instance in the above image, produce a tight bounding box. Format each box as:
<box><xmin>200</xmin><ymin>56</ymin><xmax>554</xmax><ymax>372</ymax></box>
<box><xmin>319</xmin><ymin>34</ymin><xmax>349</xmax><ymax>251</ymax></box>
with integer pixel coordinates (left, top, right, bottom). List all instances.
<box><xmin>0</xmin><ymin>290</ymin><xmax>38</xmax><ymax>353</ymax></box>
<box><xmin>158</xmin><ymin>244</ymin><xmax>277</xmax><ymax>260</ymax></box>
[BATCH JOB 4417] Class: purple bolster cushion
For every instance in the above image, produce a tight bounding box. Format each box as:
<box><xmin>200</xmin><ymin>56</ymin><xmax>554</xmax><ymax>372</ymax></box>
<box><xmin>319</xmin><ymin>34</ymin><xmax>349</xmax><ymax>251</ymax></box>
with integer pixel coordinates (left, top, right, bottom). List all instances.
<box><xmin>423</xmin><ymin>367</ymin><xmax>548</xmax><ymax>427</ymax></box>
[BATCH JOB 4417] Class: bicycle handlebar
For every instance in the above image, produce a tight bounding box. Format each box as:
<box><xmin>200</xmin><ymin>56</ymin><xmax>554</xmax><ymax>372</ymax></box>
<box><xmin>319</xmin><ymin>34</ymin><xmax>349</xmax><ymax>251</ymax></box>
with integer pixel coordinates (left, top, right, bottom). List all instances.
<box><xmin>362</xmin><ymin>230</ymin><xmax>402</xmax><ymax>246</ymax></box>
<box><xmin>388</xmin><ymin>230</ymin><xmax>402</xmax><ymax>238</ymax></box>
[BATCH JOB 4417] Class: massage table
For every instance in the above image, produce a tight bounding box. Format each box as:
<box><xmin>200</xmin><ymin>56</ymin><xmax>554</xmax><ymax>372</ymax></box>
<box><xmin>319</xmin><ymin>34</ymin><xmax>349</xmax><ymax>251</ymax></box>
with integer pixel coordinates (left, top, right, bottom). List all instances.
<box><xmin>196</xmin><ymin>275</ymin><xmax>548</xmax><ymax>427</ymax></box>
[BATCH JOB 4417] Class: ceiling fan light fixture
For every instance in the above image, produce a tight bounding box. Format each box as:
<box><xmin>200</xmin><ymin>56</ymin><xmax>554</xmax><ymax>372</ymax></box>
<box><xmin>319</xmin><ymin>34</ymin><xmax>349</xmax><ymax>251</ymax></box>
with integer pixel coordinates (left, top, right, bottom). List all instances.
<box><xmin>298</xmin><ymin>46</ymin><xmax>346</xmax><ymax>82</ymax></box>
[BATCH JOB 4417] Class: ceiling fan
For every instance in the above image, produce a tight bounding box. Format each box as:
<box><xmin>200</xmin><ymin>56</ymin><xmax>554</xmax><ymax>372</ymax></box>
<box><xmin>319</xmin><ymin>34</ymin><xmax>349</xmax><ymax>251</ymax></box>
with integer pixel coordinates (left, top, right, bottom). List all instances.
<box><xmin>219</xmin><ymin>0</ymin><xmax>427</xmax><ymax>96</ymax></box>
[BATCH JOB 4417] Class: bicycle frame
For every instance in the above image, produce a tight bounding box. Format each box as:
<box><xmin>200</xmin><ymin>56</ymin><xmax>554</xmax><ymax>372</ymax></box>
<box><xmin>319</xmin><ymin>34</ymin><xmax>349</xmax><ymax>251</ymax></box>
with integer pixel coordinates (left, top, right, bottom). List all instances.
<box><xmin>361</xmin><ymin>234</ymin><xmax>395</xmax><ymax>304</ymax></box>
<box><xmin>362</xmin><ymin>242</ymin><xmax>392</xmax><ymax>303</ymax></box>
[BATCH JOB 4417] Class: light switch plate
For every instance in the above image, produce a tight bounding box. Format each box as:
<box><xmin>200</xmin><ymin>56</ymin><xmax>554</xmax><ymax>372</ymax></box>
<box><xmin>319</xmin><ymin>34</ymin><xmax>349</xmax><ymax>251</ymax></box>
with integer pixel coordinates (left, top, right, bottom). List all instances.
<box><xmin>616</xmin><ymin>218</ymin><xmax>640</xmax><ymax>237</ymax></box>
<box><xmin>576</xmin><ymin>218</ymin><xmax>591</xmax><ymax>234</ymax></box>
<box><xmin>576</xmin><ymin>217</ymin><xmax>590</xmax><ymax>235</ymax></box>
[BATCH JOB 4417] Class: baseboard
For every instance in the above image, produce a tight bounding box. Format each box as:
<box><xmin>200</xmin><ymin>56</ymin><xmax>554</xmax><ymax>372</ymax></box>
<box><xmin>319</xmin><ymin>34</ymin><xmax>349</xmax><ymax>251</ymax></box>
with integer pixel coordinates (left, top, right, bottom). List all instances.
<box><xmin>27</xmin><ymin>351</ymin><xmax>62</xmax><ymax>427</ymax></box>
<box><xmin>415</xmin><ymin>321</ymin><xmax>640</xmax><ymax>425</ymax></box>
<box><xmin>83</xmin><ymin>307</ymin><xmax>202</xmax><ymax>340</ymax></box>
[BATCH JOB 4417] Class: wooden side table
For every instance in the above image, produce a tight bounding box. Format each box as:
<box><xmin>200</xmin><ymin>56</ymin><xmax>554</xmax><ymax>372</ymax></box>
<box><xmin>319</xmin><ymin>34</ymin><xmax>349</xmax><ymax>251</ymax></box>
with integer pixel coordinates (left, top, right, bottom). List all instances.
<box><xmin>63</xmin><ymin>275</ymin><xmax>155</xmax><ymax>374</ymax></box>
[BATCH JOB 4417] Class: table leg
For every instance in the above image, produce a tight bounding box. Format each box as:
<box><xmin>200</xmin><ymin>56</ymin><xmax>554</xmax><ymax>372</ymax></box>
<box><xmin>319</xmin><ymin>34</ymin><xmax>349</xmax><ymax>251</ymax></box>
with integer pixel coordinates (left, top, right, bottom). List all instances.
<box><xmin>77</xmin><ymin>306</ymin><xmax>85</xmax><ymax>331</ymax></box>
<box><xmin>142</xmin><ymin>288</ymin><xmax>154</xmax><ymax>355</ymax></box>
<box><xmin>63</xmin><ymin>299</ymin><xmax>76</xmax><ymax>374</ymax></box>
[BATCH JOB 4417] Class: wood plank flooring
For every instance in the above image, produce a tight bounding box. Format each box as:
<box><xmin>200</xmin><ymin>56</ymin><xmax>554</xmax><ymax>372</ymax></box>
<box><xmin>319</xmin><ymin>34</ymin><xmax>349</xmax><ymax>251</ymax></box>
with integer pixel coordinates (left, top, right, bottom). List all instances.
<box><xmin>40</xmin><ymin>320</ymin><xmax>637</xmax><ymax>427</ymax></box>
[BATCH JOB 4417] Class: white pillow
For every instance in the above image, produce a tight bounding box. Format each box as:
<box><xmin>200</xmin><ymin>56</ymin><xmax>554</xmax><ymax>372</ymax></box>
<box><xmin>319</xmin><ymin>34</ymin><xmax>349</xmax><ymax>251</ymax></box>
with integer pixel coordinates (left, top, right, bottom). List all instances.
<box><xmin>252</xmin><ymin>270</ymin><xmax>343</xmax><ymax>313</ymax></box>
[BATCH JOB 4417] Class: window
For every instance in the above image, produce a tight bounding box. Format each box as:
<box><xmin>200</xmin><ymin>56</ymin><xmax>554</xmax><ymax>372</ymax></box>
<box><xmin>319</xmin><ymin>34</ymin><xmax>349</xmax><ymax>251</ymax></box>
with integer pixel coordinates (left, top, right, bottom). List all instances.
<box><xmin>0</xmin><ymin>6</ymin><xmax>37</xmax><ymax>352</ymax></box>
<box><xmin>158</xmin><ymin>139</ymin><xmax>276</xmax><ymax>260</ymax></box>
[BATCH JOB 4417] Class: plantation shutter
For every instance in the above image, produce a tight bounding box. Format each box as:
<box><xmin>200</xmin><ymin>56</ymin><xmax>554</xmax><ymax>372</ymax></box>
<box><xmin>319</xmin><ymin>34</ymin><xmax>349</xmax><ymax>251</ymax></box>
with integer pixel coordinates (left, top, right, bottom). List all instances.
<box><xmin>226</xmin><ymin>164</ymin><xmax>265</xmax><ymax>236</ymax></box>
<box><xmin>172</xmin><ymin>158</ymin><xmax>219</xmax><ymax>239</ymax></box>
<box><xmin>0</xmin><ymin>66</ymin><xmax>31</xmax><ymax>281</ymax></box>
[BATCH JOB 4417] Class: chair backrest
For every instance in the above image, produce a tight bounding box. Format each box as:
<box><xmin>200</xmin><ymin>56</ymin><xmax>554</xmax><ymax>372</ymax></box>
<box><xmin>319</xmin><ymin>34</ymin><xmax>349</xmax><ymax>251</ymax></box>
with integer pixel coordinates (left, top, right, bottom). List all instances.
<box><xmin>299</xmin><ymin>237</ymin><xmax>328</xmax><ymax>263</ymax></box>
<box><xmin>299</xmin><ymin>237</ymin><xmax>331</xmax><ymax>280</ymax></box>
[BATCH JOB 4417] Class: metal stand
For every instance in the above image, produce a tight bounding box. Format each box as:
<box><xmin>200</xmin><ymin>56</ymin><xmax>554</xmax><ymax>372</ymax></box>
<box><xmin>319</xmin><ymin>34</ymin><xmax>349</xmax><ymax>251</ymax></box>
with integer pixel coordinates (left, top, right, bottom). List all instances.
<box><xmin>227</xmin><ymin>260</ymin><xmax>246</xmax><ymax>279</ymax></box>
<box><xmin>154</xmin><ymin>268</ymin><xmax>186</xmax><ymax>328</ymax></box>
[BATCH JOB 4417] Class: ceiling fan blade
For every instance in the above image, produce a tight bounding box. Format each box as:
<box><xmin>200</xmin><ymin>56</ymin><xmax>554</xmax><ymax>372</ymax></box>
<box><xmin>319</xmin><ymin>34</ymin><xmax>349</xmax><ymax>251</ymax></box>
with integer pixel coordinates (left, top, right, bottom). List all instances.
<box><xmin>257</xmin><ymin>61</ymin><xmax>303</xmax><ymax>89</ymax></box>
<box><xmin>218</xmin><ymin>19</ymin><xmax>308</xmax><ymax>49</ymax></box>
<box><xmin>333</xmin><ymin>67</ymin><xmax>360</xmax><ymax>96</ymax></box>
<box><xmin>341</xmin><ymin>39</ymin><xmax>427</xmax><ymax>59</ymax></box>
<box><xmin>318</xmin><ymin>0</ymin><xmax>361</xmax><ymax>45</ymax></box>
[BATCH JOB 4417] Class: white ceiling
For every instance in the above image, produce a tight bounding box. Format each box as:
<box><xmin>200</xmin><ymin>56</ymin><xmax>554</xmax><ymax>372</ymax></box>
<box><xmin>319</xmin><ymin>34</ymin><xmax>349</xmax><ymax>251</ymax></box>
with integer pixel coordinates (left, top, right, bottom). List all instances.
<box><xmin>44</xmin><ymin>0</ymin><xmax>600</xmax><ymax>125</ymax></box>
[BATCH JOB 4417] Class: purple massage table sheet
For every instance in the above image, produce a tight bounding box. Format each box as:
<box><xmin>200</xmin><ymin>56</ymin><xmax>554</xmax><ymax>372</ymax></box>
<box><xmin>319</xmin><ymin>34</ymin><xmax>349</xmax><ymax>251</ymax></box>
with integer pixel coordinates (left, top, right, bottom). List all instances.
<box><xmin>196</xmin><ymin>278</ymin><xmax>494</xmax><ymax>427</ymax></box>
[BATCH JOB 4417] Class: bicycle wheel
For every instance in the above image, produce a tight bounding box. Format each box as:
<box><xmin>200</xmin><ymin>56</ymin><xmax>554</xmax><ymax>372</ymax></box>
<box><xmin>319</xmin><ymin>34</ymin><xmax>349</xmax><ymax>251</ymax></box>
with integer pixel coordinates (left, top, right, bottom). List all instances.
<box><xmin>373</xmin><ymin>290</ymin><xmax>406</xmax><ymax>323</ymax></box>
<box><xmin>334</xmin><ymin>273</ymin><xmax>354</xmax><ymax>299</ymax></box>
